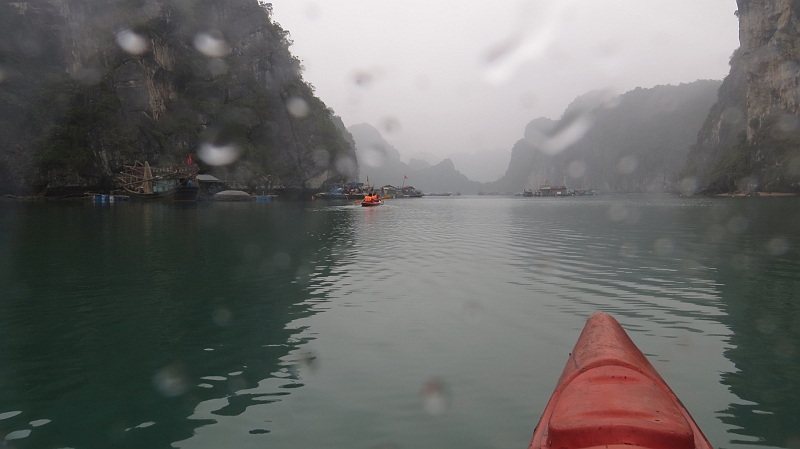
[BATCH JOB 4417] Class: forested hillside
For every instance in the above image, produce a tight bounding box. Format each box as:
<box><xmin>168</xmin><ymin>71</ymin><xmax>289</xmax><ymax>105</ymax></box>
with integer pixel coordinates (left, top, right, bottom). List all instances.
<box><xmin>0</xmin><ymin>0</ymin><xmax>356</xmax><ymax>195</ymax></box>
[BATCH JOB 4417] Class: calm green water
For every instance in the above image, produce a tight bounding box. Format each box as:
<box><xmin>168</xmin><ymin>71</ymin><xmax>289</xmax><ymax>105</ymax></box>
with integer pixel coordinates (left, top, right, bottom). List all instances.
<box><xmin>0</xmin><ymin>196</ymin><xmax>798</xmax><ymax>449</ymax></box>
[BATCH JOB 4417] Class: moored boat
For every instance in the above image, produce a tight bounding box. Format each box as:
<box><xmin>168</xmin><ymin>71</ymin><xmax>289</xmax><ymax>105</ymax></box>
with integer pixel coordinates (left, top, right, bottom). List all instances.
<box><xmin>529</xmin><ymin>312</ymin><xmax>712</xmax><ymax>449</ymax></box>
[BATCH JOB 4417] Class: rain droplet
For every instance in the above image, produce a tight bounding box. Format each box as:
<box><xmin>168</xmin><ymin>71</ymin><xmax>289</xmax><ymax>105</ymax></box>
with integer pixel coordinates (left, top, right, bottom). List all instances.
<box><xmin>286</xmin><ymin>97</ymin><xmax>309</xmax><ymax>118</ymax></box>
<box><xmin>766</xmin><ymin>237</ymin><xmax>789</xmax><ymax>256</ymax></box>
<box><xmin>789</xmin><ymin>156</ymin><xmax>800</xmax><ymax>176</ymax></box>
<box><xmin>135</xmin><ymin>421</ymin><xmax>155</xmax><ymax>429</ymax></box>
<box><xmin>654</xmin><ymin>238</ymin><xmax>674</xmax><ymax>256</ymax></box>
<box><xmin>273</xmin><ymin>252</ymin><xmax>291</xmax><ymax>269</ymax></box>
<box><xmin>4</xmin><ymin>429</ymin><xmax>31</xmax><ymax>440</ymax></box>
<box><xmin>381</xmin><ymin>117</ymin><xmax>401</xmax><ymax>133</ymax></box>
<box><xmin>212</xmin><ymin>307</ymin><xmax>232</xmax><ymax>326</ymax></box>
<box><xmin>208</xmin><ymin>58</ymin><xmax>228</xmax><ymax>76</ymax></box>
<box><xmin>619</xmin><ymin>242</ymin><xmax>638</xmax><ymax>258</ymax></box>
<box><xmin>116</xmin><ymin>29</ymin><xmax>148</xmax><ymax>55</ymax></box>
<box><xmin>305</xmin><ymin>2</ymin><xmax>321</xmax><ymax>19</ymax></box>
<box><xmin>616</xmin><ymin>156</ymin><xmax>638</xmax><ymax>174</ymax></box>
<box><xmin>198</xmin><ymin>142</ymin><xmax>240</xmax><ymax>166</ymax></box>
<box><xmin>29</xmin><ymin>419</ymin><xmax>50</xmax><ymax>427</ymax></box>
<box><xmin>193</xmin><ymin>32</ymin><xmax>231</xmax><ymax>58</ymax></box>
<box><xmin>353</xmin><ymin>70</ymin><xmax>373</xmax><ymax>87</ymax></box>
<box><xmin>0</xmin><ymin>411</ymin><xmax>22</xmax><ymax>420</ymax></box>
<box><xmin>721</xmin><ymin>107</ymin><xmax>744</xmax><ymax>125</ymax></box>
<box><xmin>153</xmin><ymin>363</ymin><xmax>189</xmax><ymax>397</ymax></box>
<box><xmin>526</xmin><ymin>113</ymin><xmax>593</xmax><ymax>155</ymax></box>
<box><xmin>731</xmin><ymin>253</ymin><xmax>753</xmax><ymax>271</ymax></box>
<box><xmin>312</xmin><ymin>148</ymin><xmax>330</xmax><ymax>167</ymax></box>
<box><xmin>778</xmin><ymin>114</ymin><xmax>800</xmax><ymax>133</ymax></box>
<box><xmin>360</xmin><ymin>145</ymin><xmax>387</xmax><ymax>169</ymax></box>
<box><xmin>335</xmin><ymin>155</ymin><xmax>358</xmax><ymax>178</ymax></box>
<box><xmin>461</xmin><ymin>300</ymin><xmax>485</xmax><ymax>324</ymax></box>
<box><xmin>481</xmin><ymin>2</ymin><xmax>566</xmax><ymax>84</ymax></box>
<box><xmin>678</xmin><ymin>177</ymin><xmax>698</xmax><ymax>196</ymax></box>
<box><xmin>608</xmin><ymin>203</ymin><xmax>628</xmax><ymax>222</ymax></box>
<box><xmin>71</xmin><ymin>66</ymin><xmax>102</xmax><ymax>85</ymax></box>
<box><xmin>420</xmin><ymin>377</ymin><xmax>449</xmax><ymax>415</ymax></box>
<box><xmin>567</xmin><ymin>160</ymin><xmax>587</xmax><ymax>178</ymax></box>
<box><xmin>726</xmin><ymin>216</ymin><xmax>748</xmax><ymax>234</ymax></box>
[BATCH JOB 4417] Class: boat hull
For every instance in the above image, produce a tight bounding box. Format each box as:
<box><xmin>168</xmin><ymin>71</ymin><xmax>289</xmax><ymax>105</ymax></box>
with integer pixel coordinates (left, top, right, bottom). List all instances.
<box><xmin>361</xmin><ymin>200</ymin><xmax>384</xmax><ymax>207</ymax></box>
<box><xmin>529</xmin><ymin>312</ymin><xmax>712</xmax><ymax>449</ymax></box>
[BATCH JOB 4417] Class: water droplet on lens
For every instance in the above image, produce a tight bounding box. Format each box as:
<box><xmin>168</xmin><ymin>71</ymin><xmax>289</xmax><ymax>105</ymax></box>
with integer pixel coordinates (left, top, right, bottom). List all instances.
<box><xmin>788</xmin><ymin>156</ymin><xmax>800</xmax><ymax>176</ymax></box>
<box><xmin>616</xmin><ymin>156</ymin><xmax>638</xmax><ymax>174</ymax></box>
<box><xmin>766</xmin><ymin>237</ymin><xmax>789</xmax><ymax>256</ymax></box>
<box><xmin>212</xmin><ymin>307</ymin><xmax>232</xmax><ymax>326</ymax></box>
<box><xmin>726</xmin><ymin>216</ymin><xmax>748</xmax><ymax>234</ymax></box>
<box><xmin>335</xmin><ymin>155</ymin><xmax>358</xmax><ymax>178</ymax></box>
<box><xmin>678</xmin><ymin>177</ymin><xmax>697</xmax><ymax>196</ymax></box>
<box><xmin>654</xmin><ymin>238</ymin><xmax>674</xmax><ymax>255</ymax></box>
<box><xmin>29</xmin><ymin>419</ymin><xmax>51</xmax><ymax>427</ymax></box>
<box><xmin>273</xmin><ymin>252</ymin><xmax>291</xmax><ymax>269</ymax></box>
<box><xmin>0</xmin><ymin>411</ymin><xmax>22</xmax><ymax>420</ymax></box>
<box><xmin>286</xmin><ymin>97</ymin><xmax>309</xmax><ymax>118</ymax></box>
<box><xmin>71</xmin><ymin>66</ymin><xmax>102</xmax><ymax>85</ymax></box>
<box><xmin>608</xmin><ymin>203</ymin><xmax>628</xmax><ymax>222</ymax></box>
<box><xmin>420</xmin><ymin>377</ymin><xmax>449</xmax><ymax>415</ymax></box>
<box><xmin>360</xmin><ymin>145</ymin><xmax>386</xmax><ymax>168</ymax></box>
<box><xmin>381</xmin><ymin>117</ymin><xmax>401</xmax><ymax>133</ymax></box>
<box><xmin>721</xmin><ymin>107</ymin><xmax>744</xmax><ymax>125</ymax></box>
<box><xmin>461</xmin><ymin>300</ymin><xmax>485</xmax><ymax>324</ymax></box>
<box><xmin>208</xmin><ymin>58</ymin><xmax>228</xmax><ymax>76</ymax></box>
<box><xmin>4</xmin><ymin>429</ymin><xmax>31</xmax><ymax>440</ymax></box>
<box><xmin>312</xmin><ymin>148</ymin><xmax>330</xmax><ymax>167</ymax></box>
<box><xmin>353</xmin><ymin>70</ymin><xmax>373</xmax><ymax>87</ymax></box>
<box><xmin>198</xmin><ymin>143</ymin><xmax>240</xmax><ymax>166</ymax></box>
<box><xmin>193</xmin><ymin>32</ymin><xmax>231</xmax><ymax>58</ymax></box>
<box><xmin>305</xmin><ymin>2</ymin><xmax>321</xmax><ymax>19</ymax></box>
<box><xmin>116</xmin><ymin>29</ymin><xmax>148</xmax><ymax>55</ymax></box>
<box><xmin>567</xmin><ymin>160</ymin><xmax>587</xmax><ymax>178</ymax></box>
<box><xmin>153</xmin><ymin>363</ymin><xmax>189</xmax><ymax>397</ymax></box>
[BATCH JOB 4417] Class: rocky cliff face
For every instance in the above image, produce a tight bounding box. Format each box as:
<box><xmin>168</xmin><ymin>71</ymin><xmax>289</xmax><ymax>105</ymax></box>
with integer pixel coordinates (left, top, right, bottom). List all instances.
<box><xmin>489</xmin><ymin>81</ymin><xmax>722</xmax><ymax>194</ymax></box>
<box><xmin>0</xmin><ymin>0</ymin><xmax>357</xmax><ymax>195</ymax></box>
<box><xmin>686</xmin><ymin>0</ymin><xmax>800</xmax><ymax>193</ymax></box>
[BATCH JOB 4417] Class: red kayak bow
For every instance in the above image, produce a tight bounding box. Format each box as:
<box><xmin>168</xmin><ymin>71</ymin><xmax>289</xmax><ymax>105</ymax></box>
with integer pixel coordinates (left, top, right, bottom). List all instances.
<box><xmin>528</xmin><ymin>312</ymin><xmax>712</xmax><ymax>449</ymax></box>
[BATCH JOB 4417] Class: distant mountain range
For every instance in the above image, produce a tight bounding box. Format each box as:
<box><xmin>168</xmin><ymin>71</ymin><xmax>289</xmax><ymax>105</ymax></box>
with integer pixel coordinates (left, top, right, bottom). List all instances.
<box><xmin>349</xmin><ymin>80</ymin><xmax>723</xmax><ymax>194</ymax></box>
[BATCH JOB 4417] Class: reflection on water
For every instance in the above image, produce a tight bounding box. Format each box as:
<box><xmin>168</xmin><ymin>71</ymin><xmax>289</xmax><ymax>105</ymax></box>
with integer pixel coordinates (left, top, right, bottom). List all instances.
<box><xmin>0</xmin><ymin>201</ymin><xmax>353</xmax><ymax>448</ymax></box>
<box><xmin>0</xmin><ymin>197</ymin><xmax>798</xmax><ymax>448</ymax></box>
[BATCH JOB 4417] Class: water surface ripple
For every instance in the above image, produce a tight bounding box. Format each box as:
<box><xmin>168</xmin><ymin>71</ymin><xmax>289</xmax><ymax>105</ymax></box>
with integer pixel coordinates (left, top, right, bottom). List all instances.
<box><xmin>0</xmin><ymin>196</ymin><xmax>798</xmax><ymax>449</ymax></box>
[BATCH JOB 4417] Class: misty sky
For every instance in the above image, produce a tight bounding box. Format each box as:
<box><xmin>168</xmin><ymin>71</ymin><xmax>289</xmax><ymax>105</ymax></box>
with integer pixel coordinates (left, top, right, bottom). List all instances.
<box><xmin>268</xmin><ymin>0</ymin><xmax>740</xmax><ymax>166</ymax></box>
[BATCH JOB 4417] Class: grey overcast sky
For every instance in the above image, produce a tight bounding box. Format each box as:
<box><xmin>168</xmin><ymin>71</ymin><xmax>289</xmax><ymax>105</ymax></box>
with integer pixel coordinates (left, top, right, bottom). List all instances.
<box><xmin>268</xmin><ymin>0</ymin><xmax>740</xmax><ymax>164</ymax></box>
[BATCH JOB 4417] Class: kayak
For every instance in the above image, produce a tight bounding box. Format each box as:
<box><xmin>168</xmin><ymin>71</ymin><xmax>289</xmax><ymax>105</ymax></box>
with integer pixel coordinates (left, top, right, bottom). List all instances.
<box><xmin>361</xmin><ymin>200</ymin><xmax>383</xmax><ymax>207</ymax></box>
<box><xmin>528</xmin><ymin>312</ymin><xmax>712</xmax><ymax>449</ymax></box>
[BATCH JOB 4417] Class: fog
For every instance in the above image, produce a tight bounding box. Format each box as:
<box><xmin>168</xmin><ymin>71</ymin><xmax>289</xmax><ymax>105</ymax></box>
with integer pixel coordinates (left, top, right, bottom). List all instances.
<box><xmin>268</xmin><ymin>0</ymin><xmax>739</xmax><ymax>181</ymax></box>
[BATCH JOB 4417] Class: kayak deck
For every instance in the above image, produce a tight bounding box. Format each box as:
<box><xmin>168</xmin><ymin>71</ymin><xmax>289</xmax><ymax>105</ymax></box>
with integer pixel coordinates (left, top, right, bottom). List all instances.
<box><xmin>528</xmin><ymin>312</ymin><xmax>712</xmax><ymax>449</ymax></box>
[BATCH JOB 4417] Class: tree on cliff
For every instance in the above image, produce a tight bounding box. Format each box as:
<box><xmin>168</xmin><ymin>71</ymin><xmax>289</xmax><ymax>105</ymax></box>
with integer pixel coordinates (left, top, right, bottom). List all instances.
<box><xmin>0</xmin><ymin>0</ymin><xmax>357</xmax><ymax>195</ymax></box>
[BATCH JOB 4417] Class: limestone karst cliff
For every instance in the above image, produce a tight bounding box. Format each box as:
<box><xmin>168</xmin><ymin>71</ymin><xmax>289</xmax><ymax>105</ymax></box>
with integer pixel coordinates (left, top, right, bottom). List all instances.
<box><xmin>686</xmin><ymin>0</ymin><xmax>800</xmax><ymax>193</ymax></box>
<box><xmin>0</xmin><ymin>0</ymin><xmax>357</xmax><ymax>195</ymax></box>
<box><xmin>487</xmin><ymin>81</ymin><xmax>722</xmax><ymax>194</ymax></box>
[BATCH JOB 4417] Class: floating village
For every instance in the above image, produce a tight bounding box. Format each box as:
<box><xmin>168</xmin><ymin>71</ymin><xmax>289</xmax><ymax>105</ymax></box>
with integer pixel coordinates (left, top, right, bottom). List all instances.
<box><xmin>80</xmin><ymin>160</ymin><xmax>598</xmax><ymax>205</ymax></box>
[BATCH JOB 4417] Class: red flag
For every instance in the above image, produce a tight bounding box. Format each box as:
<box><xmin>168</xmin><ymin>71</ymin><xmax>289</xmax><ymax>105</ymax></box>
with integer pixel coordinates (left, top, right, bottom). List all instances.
<box><xmin>187</xmin><ymin>154</ymin><xmax>193</xmax><ymax>165</ymax></box>
<box><xmin>404</xmin><ymin>175</ymin><xmax>408</xmax><ymax>179</ymax></box>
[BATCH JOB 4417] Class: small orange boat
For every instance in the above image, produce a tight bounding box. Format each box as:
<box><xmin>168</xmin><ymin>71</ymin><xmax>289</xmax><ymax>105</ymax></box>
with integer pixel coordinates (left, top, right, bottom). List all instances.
<box><xmin>361</xmin><ymin>199</ymin><xmax>383</xmax><ymax>207</ymax></box>
<box><xmin>529</xmin><ymin>312</ymin><xmax>712</xmax><ymax>449</ymax></box>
